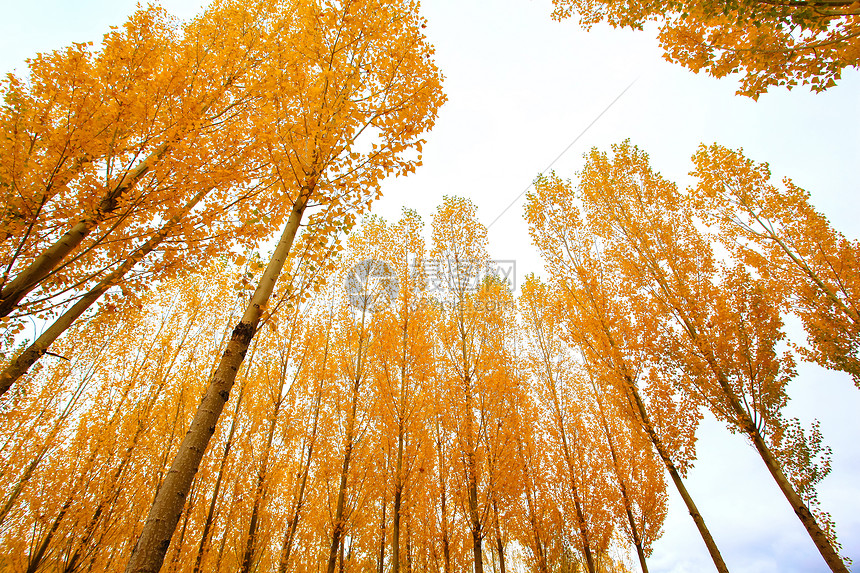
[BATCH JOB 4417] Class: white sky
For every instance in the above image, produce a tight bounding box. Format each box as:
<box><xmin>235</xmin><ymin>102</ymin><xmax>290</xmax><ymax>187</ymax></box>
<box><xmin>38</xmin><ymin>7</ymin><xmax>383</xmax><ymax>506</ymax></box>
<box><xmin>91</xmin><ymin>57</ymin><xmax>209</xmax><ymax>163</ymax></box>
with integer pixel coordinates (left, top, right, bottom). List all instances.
<box><xmin>2</xmin><ymin>0</ymin><xmax>859</xmax><ymax>571</ymax></box>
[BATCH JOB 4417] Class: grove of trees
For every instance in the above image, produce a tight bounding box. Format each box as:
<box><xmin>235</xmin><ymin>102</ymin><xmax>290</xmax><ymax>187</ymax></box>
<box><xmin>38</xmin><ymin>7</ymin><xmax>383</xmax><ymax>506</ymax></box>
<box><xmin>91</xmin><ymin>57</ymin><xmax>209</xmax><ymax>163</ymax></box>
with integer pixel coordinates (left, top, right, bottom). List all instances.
<box><xmin>1</xmin><ymin>0</ymin><xmax>857</xmax><ymax>573</ymax></box>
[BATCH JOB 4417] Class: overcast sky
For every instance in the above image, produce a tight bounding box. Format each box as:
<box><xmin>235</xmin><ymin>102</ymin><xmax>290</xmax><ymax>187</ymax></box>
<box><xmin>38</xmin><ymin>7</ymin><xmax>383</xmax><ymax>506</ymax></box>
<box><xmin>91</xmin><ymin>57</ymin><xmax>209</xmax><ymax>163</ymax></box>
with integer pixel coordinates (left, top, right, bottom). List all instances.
<box><xmin>2</xmin><ymin>0</ymin><xmax>859</xmax><ymax>571</ymax></box>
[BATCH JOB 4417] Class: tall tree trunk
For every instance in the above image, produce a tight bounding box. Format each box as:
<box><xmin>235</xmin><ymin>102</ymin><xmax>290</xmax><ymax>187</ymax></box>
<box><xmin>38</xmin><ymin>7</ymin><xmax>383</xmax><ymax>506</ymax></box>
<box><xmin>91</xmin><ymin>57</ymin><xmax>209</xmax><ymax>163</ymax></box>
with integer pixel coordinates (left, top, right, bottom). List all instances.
<box><xmin>65</xmin><ymin>416</ymin><xmax>155</xmax><ymax>573</ymax></box>
<box><xmin>467</xmin><ymin>484</ymin><xmax>483</xmax><ymax>573</ymax></box>
<box><xmin>152</xmin><ymin>385</ymin><xmax>186</xmax><ymax>496</ymax></box>
<box><xmin>393</xmin><ymin>431</ymin><xmax>404</xmax><ymax>573</ymax></box>
<box><xmin>435</xmin><ymin>419</ymin><xmax>451</xmax><ymax>573</ymax></box>
<box><xmin>214</xmin><ymin>493</ymin><xmax>238</xmax><ymax>573</ymax></box>
<box><xmin>338</xmin><ymin>535</ymin><xmax>346</xmax><ymax>573</ymax></box>
<box><xmin>530</xmin><ymin>321</ymin><xmax>597</xmax><ymax>573</ymax></box>
<box><xmin>278</xmin><ymin>461</ymin><xmax>310</xmax><ymax>572</ymax></box>
<box><xmin>0</xmin><ymin>187</ymin><xmax>210</xmax><ymax>396</ymax></box>
<box><xmin>190</xmin><ymin>317</ymin><xmax>255</xmax><ymax>573</ymax></box>
<box><xmin>614</xmin><ymin>454</ymin><xmax>649</xmax><ymax>573</ymax></box>
<box><xmin>588</xmin><ymin>374</ymin><xmax>649</xmax><ymax>573</ymax></box>
<box><xmin>698</xmin><ymin>346</ymin><xmax>849</xmax><ymax>573</ymax></box>
<box><xmin>564</xmin><ymin>449</ymin><xmax>595</xmax><ymax>573</ymax></box>
<box><xmin>667</xmin><ymin>296</ymin><xmax>849</xmax><ymax>573</ymax></box>
<box><xmin>619</xmin><ymin>193</ymin><xmax>844</xmax><ymax>570</ymax></box>
<box><xmin>240</xmin><ymin>394</ymin><xmax>283</xmax><ymax>573</ymax></box>
<box><xmin>378</xmin><ymin>483</ymin><xmax>387</xmax><ymax>573</ymax></box>
<box><xmin>577</xmin><ymin>303</ymin><xmax>730</xmax><ymax>573</ymax></box>
<box><xmin>192</xmin><ymin>373</ymin><xmax>250</xmax><ymax>573</ymax></box>
<box><xmin>279</xmin><ymin>313</ymin><xmax>332</xmax><ymax>573</ymax></box>
<box><xmin>0</xmin><ymin>371</ymin><xmax>92</xmax><ymax>528</ymax></box>
<box><xmin>405</xmin><ymin>513</ymin><xmax>413</xmax><ymax>573</ymax></box>
<box><xmin>517</xmin><ymin>436</ymin><xmax>548</xmax><ymax>573</ymax></box>
<box><xmin>464</xmin><ymin>381</ymin><xmax>484</xmax><ymax>573</ymax></box>
<box><xmin>167</xmin><ymin>477</ymin><xmax>198</xmax><ymax>572</ymax></box>
<box><xmin>26</xmin><ymin>495</ymin><xmax>73</xmax><ymax>573</ymax></box>
<box><xmin>743</xmin><ymin>421</ymin><xmax>848</xmax><ymax>573</ymax></box>
<box><xmin>621</xmin><ymin>371</ymin><xmax>729</xmax><ymax>573</ymax></box>
<box><xmin>326</xmin><ymin>305</ymin><xmax>370</xmax><ymax>573</ymax></box>
<box><xmin>547</xmin><ymin>383</ymin><xmax>596</xmax><ymax>573</ymax></box>
<box><xmin>492</xmin><ymin>501</ymin><xmax>506</xmax><ymax>573</ymax></box>
<box><xmin>326</xmin><ymin>374</ymin><xmax>363</xmax><ymax>573</ymax></box>
<box><xmin>64</xmin><ymin>354</ymin><xmax>176</xmax><ymax>573</ymax></box>
<box><xmin>278</xmin><ymin>370</ymin><xmax>325</xmax><ymax>573</ymax></box>
<box><xmin>124</xmin><ymin>189</ymin><xmax>310</xmax><ymax>573</ymax></box>
<box><xmin>393</xmin><ymin>287</ymin><xmax>410</xmax><ymax>573</ymax></box>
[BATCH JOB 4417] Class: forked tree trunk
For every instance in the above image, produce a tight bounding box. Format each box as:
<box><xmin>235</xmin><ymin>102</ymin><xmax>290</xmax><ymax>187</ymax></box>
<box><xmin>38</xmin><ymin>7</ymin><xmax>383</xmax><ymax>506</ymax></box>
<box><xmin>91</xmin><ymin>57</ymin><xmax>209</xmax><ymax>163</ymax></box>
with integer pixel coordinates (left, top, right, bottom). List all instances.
<box><xmin>124</xmin><ymin>189</ymin><xmax>310</xmax><ymax>573</ymax></box>
<box><xmin>0</xmin><ymin>152</ymin><xmax>92</xmax><ymax>247</ymax></box>
<box><xmin>0</xmin><ymin>72</ymin><xmax>244</xmax><ymax>320</ymax></box>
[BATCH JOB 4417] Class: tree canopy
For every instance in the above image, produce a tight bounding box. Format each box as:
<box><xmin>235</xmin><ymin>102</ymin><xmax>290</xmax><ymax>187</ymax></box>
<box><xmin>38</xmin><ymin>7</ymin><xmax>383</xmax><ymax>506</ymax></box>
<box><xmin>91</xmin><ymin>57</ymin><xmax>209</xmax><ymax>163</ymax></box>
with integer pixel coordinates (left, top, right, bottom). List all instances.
<box><xmin>552</xmin><ymin>0</ymin><xmax>860</xmax><ymax>97</ymax></box>
<box><xmin>0</xmin><ymin>1</ymin><xmax>856</xmax><ymax>572</ymax></box>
